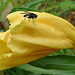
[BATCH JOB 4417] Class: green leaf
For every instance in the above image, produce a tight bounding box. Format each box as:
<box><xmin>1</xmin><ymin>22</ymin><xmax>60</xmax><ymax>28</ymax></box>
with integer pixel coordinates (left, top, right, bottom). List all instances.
<box><xmin>0</xmin><ymin>0</ymin><xmax>3</xmax><ymax>8</ymax></box>
<box><xmin>30</xmin><ymin>3</ymin><xmax>41</xmax><ymax>10</ymax></box>
<box><xmin>64</xmin><ymin>49</ymin><xmax>75</xmax><ymax>55</ymax></box>
<box><xmin>0</xmin><ymin>0</ymin><xmax>12</xmax><ymax>12</ymax></box>
<box><xmin>59</xmin><ymin>1</ymin><xmax>75</xmax><ymax>11</ymax></box>
<box><xmin>29</xmin><ymin>55</ymin><xmax>75</xmax><ymax>70</ymax></box>
<box><xmin>10</xmin><ymin>8</ymin><xmax>38</xmax><ymax>13</ymax></box>
<box><xmin>23</xmin><ymin>0</ymin><xmax>45</xmax><ymax>8</ymax></box>
<box><xmin>0</xmin><ymin>71</ymin><xmax>4</xmax><ymax>75</ymax></box>
<box><xmin>16</xmin><ymin>68</ymin><xmax>25</xmax><ymax>75</ymax></box>
<box><xmin>17</xmin><ymin>55</ymin><xmax>75</xmax><ymax>75</ymax></box>
<box><xmin>5</xmin><ymin>68</ymin><xmax>40</xmax><ymax>75</ymax></box>
<box><xmin>6</xmin><ymin>69</ymin><xmax>16</xmax><ymax>75</ymax></box>
<box><xmin>17</xmin><ymin>64</ymin><xmax>75</xmax><ymax>75</ymax></box>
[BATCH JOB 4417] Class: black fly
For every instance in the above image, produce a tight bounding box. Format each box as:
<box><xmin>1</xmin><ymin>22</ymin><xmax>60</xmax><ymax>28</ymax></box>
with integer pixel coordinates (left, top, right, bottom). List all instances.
<box><xmin>20</xmin><ymin>11</ymin><xmax>38</xmax><ymax>25</ymax></box>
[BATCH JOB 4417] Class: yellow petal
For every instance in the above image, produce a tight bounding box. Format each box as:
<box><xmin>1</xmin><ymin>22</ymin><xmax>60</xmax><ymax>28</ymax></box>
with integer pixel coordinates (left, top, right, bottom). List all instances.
<box><xmin>8</xmin><ymin>20</ymin><xmax>75</xmax><ymax>55</ymax></box>
<box><xmin>1</xmin><ymin>30</ymin><xmax>10</xmax><ymax>42</ymax></box>
<box><xmin>0</xmin><ymin>11</ymin><xmax>75</xmax><ymax>71</ymax></box>
<box><xmin>0</xmin><ymin>39</ymin><xmax>12</xmax><ymax>56</ymax></box>
<box><xmin>7</xmin><ymin>11</ymin><xmax>25</xmax><ymax>28</ymax></box>
<box><xmin>0</xmin><ymin>52</ymin><xmax>50</xmax><ymax>70</ymax></box>
<box><xmin>0</xmin><ymin>38</ymin><xmax>52</xmax><ymax>70</ymax></box>
<box><xmin>0</xmin><ymin>32</ymin><xmax>4</xmax><ymax>39</ymax></box>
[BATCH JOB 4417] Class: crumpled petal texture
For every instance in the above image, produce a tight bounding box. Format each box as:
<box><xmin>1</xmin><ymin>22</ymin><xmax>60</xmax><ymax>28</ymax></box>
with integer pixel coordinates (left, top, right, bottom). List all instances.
<box><xmin>0</xmin><ymin>11</ymin><xmax>75</xmax><ymax>70</ymax></box>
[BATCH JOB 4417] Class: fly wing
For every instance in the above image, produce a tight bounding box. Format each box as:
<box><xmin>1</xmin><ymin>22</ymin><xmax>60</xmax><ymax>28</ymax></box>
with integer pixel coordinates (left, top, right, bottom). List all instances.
<box><xmin>20</xmin><ymin>13</ymin><xmax>26</xmax><ymax>14</ymax></box>
<box><xmin>23</xmin><ymin>11</ymin><xmax>30</xmax><ymax>14</ymax></box>
<box><xmin>20</xmin><ymin>11</ymin><xmax>30</xmax><ymax>14</ymax></box>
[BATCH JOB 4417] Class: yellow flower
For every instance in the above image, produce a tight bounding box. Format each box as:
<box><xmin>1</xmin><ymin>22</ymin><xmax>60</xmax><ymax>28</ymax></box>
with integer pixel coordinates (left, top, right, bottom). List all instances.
<box><xmin>0</xmin><ymin>11</ymin><xmax>75</xmax><ymax>70</ymax></box>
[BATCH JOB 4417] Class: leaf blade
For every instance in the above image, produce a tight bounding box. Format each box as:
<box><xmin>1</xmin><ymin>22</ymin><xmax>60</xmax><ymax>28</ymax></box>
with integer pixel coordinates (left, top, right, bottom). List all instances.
<box><xmin>0</xmin><ymin>0</ymin><xmax>12</xmax><ymax>12</ymax></box>
<box><xmin>23</xmin><ymin>0</ymin><xmax>45</xmax><ymax>8</ymax></box>
<box><xmin>17</xmin><ymin>55</ymin><xmax>75</xmax><ymax>75</ymax></box>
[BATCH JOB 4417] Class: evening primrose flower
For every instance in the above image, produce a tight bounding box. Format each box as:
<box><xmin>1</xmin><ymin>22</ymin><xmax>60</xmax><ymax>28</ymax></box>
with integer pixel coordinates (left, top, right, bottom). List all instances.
<box><xmin>0</xmin><ymin>11</ymin><xmax>75</xmax><ymax>70</ymax></box>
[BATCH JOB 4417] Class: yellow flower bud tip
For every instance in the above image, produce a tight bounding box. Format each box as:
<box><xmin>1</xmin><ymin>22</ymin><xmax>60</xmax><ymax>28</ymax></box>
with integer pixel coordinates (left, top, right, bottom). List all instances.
<box><xmin>7</xmin><ymin>11</ymin><xmax>38</xmax><ymax>26</ymax></box>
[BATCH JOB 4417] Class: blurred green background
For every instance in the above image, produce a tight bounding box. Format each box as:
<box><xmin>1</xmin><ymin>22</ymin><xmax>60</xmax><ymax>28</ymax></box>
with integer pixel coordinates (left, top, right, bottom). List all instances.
<box><xmin>12</xmin><ymin>0</ymin><xmax>75</xmax><ymax>25</ymax></box>
<box><xmin>0</xmin><ymin>0</ymin><xmax>75</xmax><ymax>31</ymax></box>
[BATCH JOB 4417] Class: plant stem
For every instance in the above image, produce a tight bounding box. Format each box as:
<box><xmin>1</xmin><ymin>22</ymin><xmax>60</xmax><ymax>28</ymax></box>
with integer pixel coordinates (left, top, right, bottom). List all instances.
<box><xmin>0</xmin><ymin>22</ymin><xmax>5</xmax><ymax>31</ymax></box>
<box><xmin>3</xmin><ymin>70</ymin><xmax>6</xmax><ymax>75</ymax></box>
